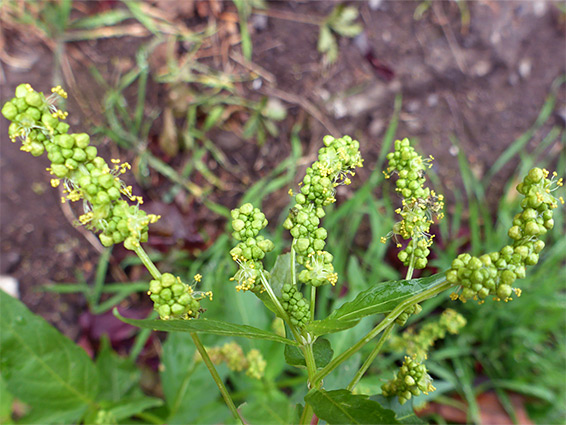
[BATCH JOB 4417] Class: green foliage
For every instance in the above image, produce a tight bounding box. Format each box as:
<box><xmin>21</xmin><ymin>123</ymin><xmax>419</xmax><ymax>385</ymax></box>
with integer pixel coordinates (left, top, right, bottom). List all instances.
<box><xmin>305</xmin><ymin>389</ymin><xmax>399</xmax><ymax>424</ymax></box>
<box><xmin>0</xmin><ymin>290</ymin><xmax>160</xmax><ymax>424</ymax></box>
<box><xmin>318</xmin><ymin>4</ymin><xmax>363</xmax><ymax>66</ymax></box>
<box><xmin>2</xmin><ymin>78</ymin><xmax>563</xmax><ymax>424</ymax></box>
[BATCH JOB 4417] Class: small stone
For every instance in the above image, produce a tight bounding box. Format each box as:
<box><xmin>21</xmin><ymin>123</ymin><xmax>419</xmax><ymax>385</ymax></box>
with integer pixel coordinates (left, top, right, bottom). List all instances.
<box><xmin>0</xmin><ymin>275</ymin><xmax>19</xmax><ymax>298</ymax></box>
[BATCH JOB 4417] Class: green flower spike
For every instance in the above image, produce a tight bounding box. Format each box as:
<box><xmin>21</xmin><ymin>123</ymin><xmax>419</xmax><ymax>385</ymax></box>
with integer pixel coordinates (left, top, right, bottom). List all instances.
<box><xmin>382</xmin><ymin>138</ymin><xmax>444</xmax><ymax>271</ymax></box>
<box><xmin>284</xmin><ymin>135</ymin><xmax>363</xmax><ymax>286</ymax></box>
<box><xmin>390</xmin><ymin>309</ymin><xmax>467</xmax><ymax>360</ymax></box>
<box><xmin>195</xmin><ymin>341</ymin><xmax>266</xmax><ymax>380</ymax></box>
<box><xmin>447</xmin><ymin>167</ymin><xmax>563</xmax><ymax>303</ymax></box>
<box><xmin>2</xmin><ymin>84</ymin><xmax>161</xmax><ymax>250</ymax></box>
<box><xmin>229</xmin><ymin>203</ymin><xmax>274</xmax><ymax>292</ymax></box>
<box><xmin>148</xmin><ymin>273</ymin><xmax>212</xmax><ymax>320</ymax></box>
<box><xmin>281</xmin><ymin>283</ymin><xmax>310</xmax><ymax>327</ymax></box>
<box><xmin>381</xmin><ymin>355</ymin><xmax>435</xmax><ymax>405</ymax></box>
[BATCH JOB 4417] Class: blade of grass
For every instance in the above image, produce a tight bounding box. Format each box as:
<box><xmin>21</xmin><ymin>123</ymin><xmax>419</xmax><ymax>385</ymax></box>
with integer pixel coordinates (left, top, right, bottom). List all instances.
<box><xmin>484</xmin><ymin>74</ymin><xmax>565</xmax><ymax>182</ymax></box>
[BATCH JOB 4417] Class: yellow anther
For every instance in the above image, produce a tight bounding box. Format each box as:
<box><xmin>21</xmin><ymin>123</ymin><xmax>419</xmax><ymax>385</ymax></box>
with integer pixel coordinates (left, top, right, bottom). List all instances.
<box><xmin>194</xmin><ymin>274</ymin><xmax>202</xmax><ymax>282</ymax></box>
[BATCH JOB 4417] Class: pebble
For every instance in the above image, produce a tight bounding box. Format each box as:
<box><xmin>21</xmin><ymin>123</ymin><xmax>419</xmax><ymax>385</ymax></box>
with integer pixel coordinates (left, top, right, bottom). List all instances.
<box><xmin>0</xmin><ymin>275</ymin><xmax>19</xmax><ymax>298</ymax></box>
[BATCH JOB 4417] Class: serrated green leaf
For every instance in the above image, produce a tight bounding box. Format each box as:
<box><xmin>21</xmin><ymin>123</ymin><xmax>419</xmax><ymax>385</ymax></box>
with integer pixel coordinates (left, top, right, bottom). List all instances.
<box><xmin>95</xmin><ymin>337</ymin><xmax>140</xmax><ymax>402</ymax></box>
<box><xmin>305</xmin><ymin>389</ymin><xmax>399</xmax><ymax>425</ymax></box>
<box><xmin>371</xmin><ymin>395</ymin><xmax>425</xmax><ymax>424</ymax></box>
<box><xmin>160</xmin><ymin>333</ymin><xmax>230</xmax><ymax>424</ymax></box>
<box><xmin>0</xmin><ymin>290</ymin><xmax>98</xmax><ymax>424</ymax></box>
<box><xmin>240</xmin><ymin>391</ymin><xmax>295</xmax><ymax>425</ymax></box>
<box><xmin>284</xmin><ymin>338</ymin><xmax>334</xmax><ymax>369</ymax></box>
<box><xmin>323</xmin><ymin>273</ymin><xmax>447</xmax><ymax>323</ymax></box>
<box><xmin>104</xmin><ymin>396</ymin><xmax>163</xmax><ymax>422</ymax></box>
<box><xmin>113</xmin><ymin>309</ymin><xmax>298</xmax><ymax>345</ymax></box>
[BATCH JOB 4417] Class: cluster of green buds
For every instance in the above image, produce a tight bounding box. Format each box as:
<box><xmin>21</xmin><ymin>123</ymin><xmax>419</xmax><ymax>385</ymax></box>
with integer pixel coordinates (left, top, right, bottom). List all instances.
<box><xmin>447</xmin><ymin>168</ymin><xmax>563</xmax><ymax>303</ymax></box>
<box><xmin>395</xmin><ymin>303</ymin><xmax>422</xmax><ymax>326</ymax></box>
<box><xmin>280</xmin><ymin>283</ymin><xmax>310</xmax><ymax>327</ymax></box>
<box><xmin>2</xmin><ymin>84</ymin><xmax>160</xmax><ymax>250</ymax></box>
<box><xmin>229</xmin><ymin>203</ymin><xmax>274</xmax><ymax>292</ymax></box>
<box><xmin>148</xmin><ymin>273</ymin><xmax>212</xmax><ymax>320</ymax></box>
<box><xmin>381</xmin><ymin>355</ymin><xmax>435</xmax><ymax>405</ymax></box>
<box><xmin>390</xmin><ymin>309</ymin><xmax>467</xmax><ymax>360</ymax></box>
<box><xmin>283</xmin><ymin>135</ymin><xmax>363</xmax><ymax>286</ymax></box>
<box><xmin>195</xmin><ymin>341</ymin><xmax>266</xmax><ymax>380</ymax></box>
<box><xmin>382</xmin><ymin>138</ymin><xmax>444</xmax><ymax>270</ymax></box>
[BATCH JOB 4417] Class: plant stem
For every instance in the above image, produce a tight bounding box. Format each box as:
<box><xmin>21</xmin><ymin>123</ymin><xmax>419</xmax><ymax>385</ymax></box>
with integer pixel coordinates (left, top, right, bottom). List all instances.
<box><xmin>190</xmin><ymin>333</ymin><xmax>244</xmax><ymax>425</ymax></box>
<box><xmin>310</xmin><ymin>285</ymin><xmax>316</xmax><ymax>321</ymax></box>
<box><xmin>132</xmin><ymin>245</ymin><xmax>242</xmax><ymax>422</ymax></box>
<box><xmin>346</xmin><ymin>323</ymin><xmax>395</xmax><ymax>391</ymax></box>
<box><xmin>133</xmin><ymin>244</ymin><xmax>161</xmax><ymax>280</ymax></box>
<box><xmin>406</xmin><ymin>239</ymin><xmax>417</xmax><ymax>280</ymax></box>
<box><xmin>313</xmin><ymin>279</ymin><xmax>453</xmax><ymax>383</ymax></box>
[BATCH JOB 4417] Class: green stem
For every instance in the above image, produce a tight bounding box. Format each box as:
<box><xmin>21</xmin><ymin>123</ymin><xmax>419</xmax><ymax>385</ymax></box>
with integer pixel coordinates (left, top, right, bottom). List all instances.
<box><xmin>313</xmin><ymin>280</ymin><xmax>453</xmax><ymax>383</ymax></box>
<box><xmin>133</xmin><ymin>244</ymin><xmax>161</xmax><ymax>280</ymax></box>
<box><xmin>347</xmin><ymin>243</ymin><xmax>418</xmax><ymax>392</ymax></box>
<box><xmin>406</xmin><ymin>239</ymin><xmax>417</xmax><ymax>280</ymax></box>
<box><xmin>131</xmin><ymin>246</ymin><xmax>242</xmax><ymax>422</ymax></box>
<box><xmin>190</xmin><ymin>333</ymin><xmax>244</xmax><ymax>425</ymax></box>
<box><xmin>290</xmin><ymin>242</ymin><xmax>297</xmax><ymax>285</ymax></box>
<box><xmin>134</xmin><ymin>411</ymin><xmax>165</xmax><ymax>425</ymax></box>
<box><xmin>310</xmin><ymin>286</ymin><xmax>316</xmax><ymax>321</ymax></box>
<box><xmin>346</xmin><ymin>323</ymin><xmax>395</xmax><ymax>391</ymax></box>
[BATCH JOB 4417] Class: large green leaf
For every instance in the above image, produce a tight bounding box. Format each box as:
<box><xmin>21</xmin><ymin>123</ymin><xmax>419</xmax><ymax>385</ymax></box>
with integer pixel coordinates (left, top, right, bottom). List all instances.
<box><xmin>308</xmin><ymin>274</ymin><xmax>446</xmax><ymax>335</ymax></box>
<box><xmin>371</xmin><ymin>395</ymin><xmax>425</xmax><ymax>425</ymax></box>
<box><xmin>114</xmin><ymin>309</ymin><xmax>298</xmax><ymax>345</ymax></box>
<box><xmin>240</xmin><ymin>391</ymin><xmax>295</xmax><ymax>425</ymax></box>
<box><xmin>94</xmin><ymin>337</ymin><xmax>141</xmax><ymax>402</ymax></box>
<box><xmin>0</xmin><ymin>290</ymin><xmax>98</xmax><ymax>424</ymax></box>
<box><xmin>284</xmin><ymin>338</ymin><xmax>334</xmax><ymax>369</ymax></box>
<box><xmin>161</xmin><ymin>332</ymin><xmax>230</xmax><ymax>424</ymax></box>
<box><xmin>305</xmin><ymin>389</ymin><xmax>399</xmax><ymax>425</ymax></box>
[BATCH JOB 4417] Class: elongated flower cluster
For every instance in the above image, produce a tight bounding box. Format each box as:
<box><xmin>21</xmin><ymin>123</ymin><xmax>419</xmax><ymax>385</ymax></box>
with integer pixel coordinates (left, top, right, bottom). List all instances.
<box><xmin>2</xmin><ymin>84</ymin><xmax>160</xmax><ymax>250</ymax></box>
<box><xmin>383</xmin><ymin>138</ymin><xmax>444</xmax><ymax>269</ymax></box>
<box><xmin>447</xmin><ymin>167</ymin><xmax>563</xmax><ymax>303</ymax></box>
<box><xmin>283</xmin><ymin>135</ymin><xmax>363</xmax><ymax>286</ymax></box>
<box><xmin>148</xmin><ymin>273</ymin><xmax>211</xmax><ymax>320</ymax></box>
<box><xmin>280</xmin><ymin>283</ymin><xmax>310</xmax><ymax>327</ymax></box>
<box><xmin>390</xmin><ymin>309</ymin><xmax>466</xmax><ymax>360</ymax></box>
<box><xmin>195</xmin><ymin>341</ymin><xmax>267</xmax><ymax>380</ymax></box>
<box><xmin>395</xmin><ymin>303</ymin><xmax>422</xmax><ymax>326</ymax></box>
<box><xmin>229</xmin><ymin>203</ymin><xmax>274</xmax><ymax>292</ymax></box>
<box><xmin>381</xmin><ymin>355</ymin><xmax>435</xmax><ymax>405</ymax></box>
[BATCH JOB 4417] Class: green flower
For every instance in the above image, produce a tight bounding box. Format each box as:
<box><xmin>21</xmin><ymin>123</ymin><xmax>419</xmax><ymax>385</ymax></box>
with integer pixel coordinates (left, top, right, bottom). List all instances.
<box><xmin>447</xmin><ymin>168</ymin><xmax>563</xmax><ymax>303</ymax></box>
<box><xmin>148</xmin><ymin>273</ymin><xmax>212</xmax><ymax>320</ymax></box>
<box><xmin>381</xmin><ymin>356</ymin><xmax>435</xmax><ymax>405</ymax></box>
<box><xmin>2</xmin><ymin>84</ymin><xmax>160</xmax><ymax>250</ymax></box>
<box><xmin>382</xmin><ymin>138</ymin><xmax>444</xmax><ymax>270</ymax></box>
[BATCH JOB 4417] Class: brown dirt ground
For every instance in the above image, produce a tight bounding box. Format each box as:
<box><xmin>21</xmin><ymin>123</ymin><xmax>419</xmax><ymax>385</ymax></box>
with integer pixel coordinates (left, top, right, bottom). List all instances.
<box><xmin>1</xmin><ymin>1</ymin><xmax>565</xmax><ymax>343</ymax></box>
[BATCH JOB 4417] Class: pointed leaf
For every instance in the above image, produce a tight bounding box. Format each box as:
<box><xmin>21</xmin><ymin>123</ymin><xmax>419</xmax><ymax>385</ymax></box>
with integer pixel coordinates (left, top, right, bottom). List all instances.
<box><xmin>104</xmin><ymin>396</ymin><xmax>163</xmax><ymax>422</ymax></box>
<box><xmin>305</xmin><ymin>389</ymin><xmax>399</xmax><ymax>425</ymax></box>
<box><xmin>269</xmin><ymin>253</ymin><xmax>293</xmax><ymax>298</ymax></box>
<box><xmin>0</xmin><ymin>290</ymin><xmax>98</xmax><ymax>424</ymax></box>
<box><xmin>284</xmin><ymin>338</ymin><xmax>334</xmax><ymax>368</ymax></box>
<box><xmin>113</xmin><ymin>309</ymin><xmax>298</xmax><ymax>345</ymax></box>
<box><xmin>306</xmin><ymin>318</ymin><xmax>360</xmax><ymax>336</ymax></box>
<box><xmin>240</xmin><ymin>391</ymin><xmax>295</xmax><ymax>425</ymax></box>
<box><xmin>311</xmin><ymin>273</ymin><xmax>446</xmax><ymax>333</ymax></box>
<box><xmin>371</xmin><ymin>395</ymin><xmax>425</xmax><ymax>424</ymax></box>
<box><xmin>95</xmin><ymin>337</ymin><xmax>140</xmax><ymax>401</ymax></box>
